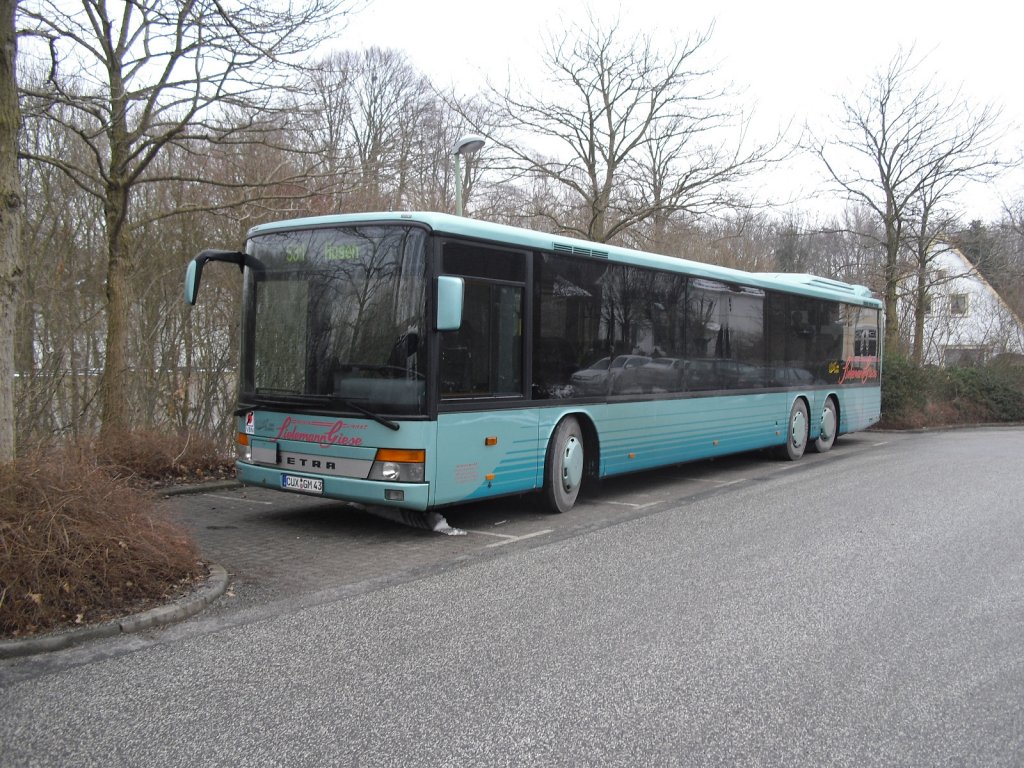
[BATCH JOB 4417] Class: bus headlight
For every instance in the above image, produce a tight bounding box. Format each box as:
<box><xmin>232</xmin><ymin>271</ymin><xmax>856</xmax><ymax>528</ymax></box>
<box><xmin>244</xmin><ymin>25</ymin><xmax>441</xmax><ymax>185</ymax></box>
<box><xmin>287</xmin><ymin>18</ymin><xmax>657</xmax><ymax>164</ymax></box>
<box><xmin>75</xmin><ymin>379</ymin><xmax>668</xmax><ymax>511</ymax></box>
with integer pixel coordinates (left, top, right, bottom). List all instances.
<box><xmin>236</xmin><ymin>432</ymin><xmax>252</xmax><ymax>462</ymax></box>
<box><xmin>368</xmin><ymin>449</ymin><xmax>425</xmax><ymax>483</ymax></box>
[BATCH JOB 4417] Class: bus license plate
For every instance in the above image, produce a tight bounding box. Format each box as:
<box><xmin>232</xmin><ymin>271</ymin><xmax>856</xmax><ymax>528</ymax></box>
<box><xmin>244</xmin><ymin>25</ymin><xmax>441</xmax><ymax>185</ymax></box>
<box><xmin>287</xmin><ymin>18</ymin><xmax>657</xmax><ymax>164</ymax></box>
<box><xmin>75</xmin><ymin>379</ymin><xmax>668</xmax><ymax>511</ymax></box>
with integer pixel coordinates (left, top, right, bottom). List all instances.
<box><xmin>281</xmin><ymin>474</ymin><xmax>323</xmax><ymax>495</ymax></box>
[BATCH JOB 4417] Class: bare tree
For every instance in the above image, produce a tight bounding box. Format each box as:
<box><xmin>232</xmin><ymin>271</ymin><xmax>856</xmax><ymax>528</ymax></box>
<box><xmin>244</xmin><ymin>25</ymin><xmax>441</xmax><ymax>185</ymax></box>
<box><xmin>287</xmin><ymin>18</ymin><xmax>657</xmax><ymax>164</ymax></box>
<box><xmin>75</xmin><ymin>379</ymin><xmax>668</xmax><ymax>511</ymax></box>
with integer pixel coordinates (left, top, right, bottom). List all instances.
<box><xmin>809</xmin><ymin>48</ymin><xmax>1005</xmax><ymax>356</ymax></box>
<box><xmin>17</xmin><ymin>0</ymin><xmax>348</xmax><ymax>439</ymax></box>
<box><xmin>346</xmin><ymin>48</ymin><xmax>431</xmax><ymax>209</ymax></box>
<box><xmin>0</xmin><ymin>0</ymin><xmax>20</xmax><ymax>463</ymax></box>
<box><xmin>297</xmin><ymin>48</ymin><xmax>446</xmax><ymax>213</ymax></box>
<box><xmin>983</xmin><ymin>209</ymin><xmax>1024</xmax><ymax>323</ymax></box>
<box><xmin>907</xmin><ymin>209</ymin><xmax>960</xmax><ymax>366</ymax></box>
<box><xmin>17</xmin><ymin>119</ymin><xmax>106</xmax><ymax>439</ymax></box>
<box><xmin>466</xmin><ymin>16</ymin><xmax>778</xmax><ymax>245</ymax></box>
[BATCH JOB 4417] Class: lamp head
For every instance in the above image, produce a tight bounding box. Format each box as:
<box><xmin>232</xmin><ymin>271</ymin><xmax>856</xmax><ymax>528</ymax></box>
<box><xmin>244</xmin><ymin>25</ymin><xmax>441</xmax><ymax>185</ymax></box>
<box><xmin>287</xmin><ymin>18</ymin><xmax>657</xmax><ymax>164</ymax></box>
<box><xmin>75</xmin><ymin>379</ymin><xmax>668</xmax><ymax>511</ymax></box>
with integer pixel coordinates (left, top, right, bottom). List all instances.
<box><xmin>452</xmin><ymin>134</ymin><xmax>486</xmax><ymax>156</ymax></box>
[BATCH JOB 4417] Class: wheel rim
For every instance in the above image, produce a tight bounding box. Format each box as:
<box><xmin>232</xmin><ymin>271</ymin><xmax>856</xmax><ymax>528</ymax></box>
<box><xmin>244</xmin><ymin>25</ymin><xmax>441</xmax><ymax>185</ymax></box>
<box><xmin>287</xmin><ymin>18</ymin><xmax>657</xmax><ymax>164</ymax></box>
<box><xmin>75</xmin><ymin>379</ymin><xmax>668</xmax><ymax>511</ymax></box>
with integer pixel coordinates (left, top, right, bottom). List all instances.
<box><xmin>791</xmin><ymin>408</ymin><xmax>807</xmax><ymax>451</ymax></box>
<box><xmin>561</xmin><ymin>435</ymin><xmax>584</xmax><ymax>492</ymax></box>
<box><xmin>821</xmin><ymin>403</ymin><xmax>836</xmax><ymax>441</ymax></box>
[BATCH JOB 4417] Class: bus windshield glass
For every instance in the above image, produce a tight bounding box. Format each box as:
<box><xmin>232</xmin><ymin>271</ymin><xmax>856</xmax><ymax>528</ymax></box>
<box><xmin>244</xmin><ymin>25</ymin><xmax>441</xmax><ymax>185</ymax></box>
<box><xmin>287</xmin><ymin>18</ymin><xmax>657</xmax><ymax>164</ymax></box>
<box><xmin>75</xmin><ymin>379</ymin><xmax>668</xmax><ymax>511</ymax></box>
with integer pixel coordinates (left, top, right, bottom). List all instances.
<box><xmin>240</xmin><ymin>225</ymin><xmax>429</xmax><ymax>415</ymax></box>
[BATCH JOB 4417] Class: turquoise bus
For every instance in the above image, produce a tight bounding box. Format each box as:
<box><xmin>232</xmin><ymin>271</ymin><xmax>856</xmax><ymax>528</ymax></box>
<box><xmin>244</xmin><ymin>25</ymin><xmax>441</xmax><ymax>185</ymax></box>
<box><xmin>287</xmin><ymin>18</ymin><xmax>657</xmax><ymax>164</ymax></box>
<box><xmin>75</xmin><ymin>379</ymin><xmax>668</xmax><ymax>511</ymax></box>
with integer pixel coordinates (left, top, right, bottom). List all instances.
<box><xmin>185</xmin><ymin>212</ymin><xmax>881</xmax><ymax>513</ymax></box>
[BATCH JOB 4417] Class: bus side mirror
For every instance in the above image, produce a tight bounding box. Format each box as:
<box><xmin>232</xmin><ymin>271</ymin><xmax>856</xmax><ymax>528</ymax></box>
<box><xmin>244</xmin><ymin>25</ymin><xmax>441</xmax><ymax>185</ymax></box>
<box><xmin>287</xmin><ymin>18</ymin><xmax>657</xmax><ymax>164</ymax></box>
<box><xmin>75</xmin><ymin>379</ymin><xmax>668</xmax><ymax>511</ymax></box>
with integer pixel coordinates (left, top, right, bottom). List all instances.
<box><xmin>184</xmin><ymin>259</ymin><xmax>202</xmax><ymax>305</ymax></box>
<box><xmin>436</xmin><ymin>275</ymin><xmax>464</xmax><ymax>331</ymax></box>
<box><xmin>184</xmin><ymin>249</ymin><xmax>250</xmax><ymax>305</ymax></box>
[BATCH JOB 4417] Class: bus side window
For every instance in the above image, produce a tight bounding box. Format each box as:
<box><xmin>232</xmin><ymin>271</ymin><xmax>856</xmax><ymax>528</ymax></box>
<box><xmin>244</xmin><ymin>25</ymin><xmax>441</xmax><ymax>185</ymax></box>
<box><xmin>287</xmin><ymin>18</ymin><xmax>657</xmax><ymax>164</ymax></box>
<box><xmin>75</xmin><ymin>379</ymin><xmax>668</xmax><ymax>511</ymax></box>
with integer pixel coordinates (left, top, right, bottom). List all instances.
<box><xmin>440</xmin><ymin>280</ymin><xmax>523</xmax><ymax>398</ymax></box>
<box><xmin>439</xmin><ymin>240</ymin><xmax>526</xmax><ymax>400</ymax></box>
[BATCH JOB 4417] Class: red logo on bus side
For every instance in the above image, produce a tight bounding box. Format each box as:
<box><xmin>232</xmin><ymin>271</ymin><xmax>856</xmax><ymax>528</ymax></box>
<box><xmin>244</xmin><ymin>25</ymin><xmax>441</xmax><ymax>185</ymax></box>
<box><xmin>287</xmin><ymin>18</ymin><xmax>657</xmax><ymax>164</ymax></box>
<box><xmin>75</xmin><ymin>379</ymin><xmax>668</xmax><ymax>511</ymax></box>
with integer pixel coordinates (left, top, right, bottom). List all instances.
<box><xmin>838</xmin><ymin>358</ymin><xmax>879</xmax><ymax>385</ymax></box>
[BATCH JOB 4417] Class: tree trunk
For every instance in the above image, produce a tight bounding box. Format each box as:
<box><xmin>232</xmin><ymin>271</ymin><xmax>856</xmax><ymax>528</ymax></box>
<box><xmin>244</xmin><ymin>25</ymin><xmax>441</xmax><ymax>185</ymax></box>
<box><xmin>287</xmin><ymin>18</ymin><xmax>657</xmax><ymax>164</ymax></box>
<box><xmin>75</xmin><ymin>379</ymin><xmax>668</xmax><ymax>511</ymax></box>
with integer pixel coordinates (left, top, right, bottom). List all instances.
<box><xmin>0</xmin><ymin>0</ymin><xmax>22</xmax><ymax>464</ymax></box>
<box><xmin>98</xmin><ymin>55</ymin><xmax>132</xmax><ymax>441</ymax></box>
<box><xmin>912</xmin><ymin>264</ymin><xmax>927</xmax><ymax>365</ymax></box>
<box><xmin>100</xmin><ymin>222</ymin><xmax>134</xmax><ymax>438</ymax></box>
<box><xmin>883</xmin><ymin>254</ymin><xmax>902</xmax><ymax>356</ymax></box>
<box><xmin>882</xmin><ymin>210</ymin><xmax>903</xmax><ymax>357</ymax></box>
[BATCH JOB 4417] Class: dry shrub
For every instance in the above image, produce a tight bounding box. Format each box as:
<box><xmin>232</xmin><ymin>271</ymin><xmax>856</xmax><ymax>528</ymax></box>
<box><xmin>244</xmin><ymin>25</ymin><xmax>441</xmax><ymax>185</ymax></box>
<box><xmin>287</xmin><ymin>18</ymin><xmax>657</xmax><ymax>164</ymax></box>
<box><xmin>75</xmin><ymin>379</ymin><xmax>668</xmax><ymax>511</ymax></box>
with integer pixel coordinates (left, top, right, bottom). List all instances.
<box><xmin>96</xmin><ymin>428</ymin><xmax>234</xmax><ymax>487</ymax></box>
<box><xmin>0</xmin><ymin>445</ymin><xmax>201</xmax><ymax>637</ymax></box>
<box><xmin>881</xmin><ymin>401</ymin><xmax>958</xmax><ymax>430</ymax></box>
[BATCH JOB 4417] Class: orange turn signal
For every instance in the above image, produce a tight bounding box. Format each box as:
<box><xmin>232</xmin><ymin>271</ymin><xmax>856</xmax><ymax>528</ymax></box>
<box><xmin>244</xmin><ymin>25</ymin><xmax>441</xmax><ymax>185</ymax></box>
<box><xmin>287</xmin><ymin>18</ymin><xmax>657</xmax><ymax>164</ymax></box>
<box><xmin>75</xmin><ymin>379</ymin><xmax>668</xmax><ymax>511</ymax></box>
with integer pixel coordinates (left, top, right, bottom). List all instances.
<box><xmin>375</xmin><ymin>448</ymin><xmax>425</xmax><ymax>463</ymax></box>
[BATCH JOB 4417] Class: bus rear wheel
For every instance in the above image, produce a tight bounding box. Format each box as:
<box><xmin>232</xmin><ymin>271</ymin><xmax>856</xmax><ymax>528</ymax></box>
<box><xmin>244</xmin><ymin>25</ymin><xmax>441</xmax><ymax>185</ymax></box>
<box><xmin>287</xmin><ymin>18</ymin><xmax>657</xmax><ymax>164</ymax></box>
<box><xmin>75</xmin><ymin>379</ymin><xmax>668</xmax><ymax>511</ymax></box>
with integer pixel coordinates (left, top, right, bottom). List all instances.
<box><xmin>544</xmin><ymin>416</ymin><xmax>584</xmax><ymax>513</ymax></box>
<box><xmin>813</xmin><ymin>397</ymin><xmax>838</xmax><ymax>453</ymax></box>
<box><xmin>777</xmin><ymin>398</ymin><xmax>809</xmax><ymax>461</ymax></box>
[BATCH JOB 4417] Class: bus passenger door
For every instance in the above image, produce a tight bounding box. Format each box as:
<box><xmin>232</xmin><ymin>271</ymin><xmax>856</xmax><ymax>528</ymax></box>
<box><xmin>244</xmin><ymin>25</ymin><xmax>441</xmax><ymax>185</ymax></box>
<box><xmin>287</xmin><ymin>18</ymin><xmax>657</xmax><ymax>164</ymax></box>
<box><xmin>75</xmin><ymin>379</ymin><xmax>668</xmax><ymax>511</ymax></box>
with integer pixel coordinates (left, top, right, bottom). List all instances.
<box><xmin>434</xmin><ymin>241</ymin><xmax>539</xmax><ymax>505</ymax></box>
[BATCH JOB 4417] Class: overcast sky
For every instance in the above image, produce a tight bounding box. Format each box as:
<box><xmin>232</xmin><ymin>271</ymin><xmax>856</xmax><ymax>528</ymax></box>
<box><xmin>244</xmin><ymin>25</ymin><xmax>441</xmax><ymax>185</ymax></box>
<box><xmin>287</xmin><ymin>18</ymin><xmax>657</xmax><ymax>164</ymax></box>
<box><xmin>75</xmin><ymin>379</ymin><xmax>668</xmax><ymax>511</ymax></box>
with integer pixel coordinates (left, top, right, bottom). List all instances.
<box><xmin>339</xmin><ymin>0</ymin><xmax>1024</xmax><ymax>221</ymax></box>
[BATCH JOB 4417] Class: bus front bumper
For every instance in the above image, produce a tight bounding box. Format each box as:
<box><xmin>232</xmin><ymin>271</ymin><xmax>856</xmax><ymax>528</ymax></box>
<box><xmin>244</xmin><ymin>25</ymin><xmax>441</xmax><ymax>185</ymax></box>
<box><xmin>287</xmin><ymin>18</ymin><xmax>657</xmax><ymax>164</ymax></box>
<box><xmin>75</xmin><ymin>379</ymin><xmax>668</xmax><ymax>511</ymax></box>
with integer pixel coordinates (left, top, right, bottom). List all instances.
<box><xmin>236</xmin><ymin>462</ymin><xmax>431</xmax><ymax>511</ymax></box>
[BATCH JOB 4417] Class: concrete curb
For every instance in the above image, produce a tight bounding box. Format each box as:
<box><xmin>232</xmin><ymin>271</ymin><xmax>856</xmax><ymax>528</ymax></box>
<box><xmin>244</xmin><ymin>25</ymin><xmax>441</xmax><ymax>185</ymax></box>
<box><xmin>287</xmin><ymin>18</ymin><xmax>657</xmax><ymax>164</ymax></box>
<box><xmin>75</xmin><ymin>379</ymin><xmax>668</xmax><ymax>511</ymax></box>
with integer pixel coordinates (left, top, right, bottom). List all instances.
<box><xmin>160</xmin><ymin>480</ymin><xmax>242</xmax><ymax>497</ymax></box>
<box><xmin>0</xmin><ymin>563</ymin><xmax>229</xmax><ymax>660</ymax></box>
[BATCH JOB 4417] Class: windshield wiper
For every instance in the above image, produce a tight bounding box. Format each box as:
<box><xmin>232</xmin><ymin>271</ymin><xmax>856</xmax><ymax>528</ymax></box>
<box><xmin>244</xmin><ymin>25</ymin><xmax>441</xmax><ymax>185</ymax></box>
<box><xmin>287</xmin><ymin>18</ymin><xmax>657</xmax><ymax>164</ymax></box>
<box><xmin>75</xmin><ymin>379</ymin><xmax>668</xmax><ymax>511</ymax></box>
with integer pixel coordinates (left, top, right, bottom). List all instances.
<box><xmin>245</xmin><ymin>391</ymin><xmax>400</xmax><ymax>431</ymax></box>
<box><xmin>336</xmin><ymin>398</ymin><xmax>400</xmax><ymax>431</ymax></box>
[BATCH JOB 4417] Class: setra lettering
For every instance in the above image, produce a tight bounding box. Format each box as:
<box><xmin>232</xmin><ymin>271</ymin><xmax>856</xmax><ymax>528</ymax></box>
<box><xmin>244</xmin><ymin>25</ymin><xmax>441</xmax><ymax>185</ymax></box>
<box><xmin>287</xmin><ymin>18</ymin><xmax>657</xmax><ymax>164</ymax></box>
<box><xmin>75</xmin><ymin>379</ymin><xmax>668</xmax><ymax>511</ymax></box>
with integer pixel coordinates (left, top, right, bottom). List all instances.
<box><xmin>285</xmin><ymin>457</ymin><xmax>337</xmax><ymax>469</ymax></box>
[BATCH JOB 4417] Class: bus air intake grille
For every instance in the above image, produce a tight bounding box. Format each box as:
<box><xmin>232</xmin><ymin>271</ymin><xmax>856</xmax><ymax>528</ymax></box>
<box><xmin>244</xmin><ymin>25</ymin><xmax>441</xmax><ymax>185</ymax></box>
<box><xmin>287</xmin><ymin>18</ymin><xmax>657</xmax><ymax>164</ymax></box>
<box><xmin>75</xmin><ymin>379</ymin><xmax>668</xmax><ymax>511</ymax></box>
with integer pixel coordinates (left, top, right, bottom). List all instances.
<box><xmin>553</xmin><ymin>242</ymin><xmax>609</xmax><ymax>259</ymax></box>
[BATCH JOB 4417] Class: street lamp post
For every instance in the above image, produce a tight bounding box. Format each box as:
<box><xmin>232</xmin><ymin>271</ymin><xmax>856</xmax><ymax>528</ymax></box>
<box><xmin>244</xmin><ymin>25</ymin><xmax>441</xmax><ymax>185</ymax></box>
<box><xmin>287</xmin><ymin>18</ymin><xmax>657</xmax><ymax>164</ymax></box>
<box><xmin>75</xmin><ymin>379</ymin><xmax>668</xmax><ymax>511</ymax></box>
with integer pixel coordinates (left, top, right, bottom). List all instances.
<box><xmin>452</xmin><ymin>134</ymin><xmax>485</xmax><ymax>216</ymax></box>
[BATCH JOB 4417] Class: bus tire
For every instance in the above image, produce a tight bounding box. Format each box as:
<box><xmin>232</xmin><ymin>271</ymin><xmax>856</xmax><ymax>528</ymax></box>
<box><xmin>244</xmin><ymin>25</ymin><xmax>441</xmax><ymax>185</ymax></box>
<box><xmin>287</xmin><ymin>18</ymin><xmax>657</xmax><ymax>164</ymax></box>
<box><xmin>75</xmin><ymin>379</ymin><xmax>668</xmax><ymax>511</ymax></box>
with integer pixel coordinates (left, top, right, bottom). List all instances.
<box><xmin>813</xmin><ymin>396</ymin><xmax>838</xmax><ymax>453</ymax></box>
<box><xmin>777</xmin><ymin>398</ymin><xmax>809</xmax><ymax>461</ymax></box>
<box><xmin>544</xmin><ymin>416</ymin><xmax>585</xmax><ymax>513</ymax></box>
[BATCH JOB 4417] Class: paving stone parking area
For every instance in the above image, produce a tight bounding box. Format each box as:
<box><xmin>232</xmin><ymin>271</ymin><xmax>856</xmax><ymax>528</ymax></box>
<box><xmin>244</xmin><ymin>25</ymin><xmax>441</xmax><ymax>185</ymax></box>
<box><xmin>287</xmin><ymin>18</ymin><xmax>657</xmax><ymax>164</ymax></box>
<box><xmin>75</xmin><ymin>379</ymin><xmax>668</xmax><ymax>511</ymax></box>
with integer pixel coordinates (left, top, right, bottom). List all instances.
<box><xmin>161</xmin><ymin>487</ymin><xmax>561</xmax><ymax>614</ymax></box>
<box><xmin>1</xmin><ymin>433</ymin><xmax>890</xmax><ymax>659</ymax></box>
<box><xmin>163</xmin><ymin>484</ymin><xmax>587</xmax><ymax>614</ymax></box>
<box><xmin>163</xmin><ymin>434</ymin><xmax>888</xmax><ymax>618</ymax></box>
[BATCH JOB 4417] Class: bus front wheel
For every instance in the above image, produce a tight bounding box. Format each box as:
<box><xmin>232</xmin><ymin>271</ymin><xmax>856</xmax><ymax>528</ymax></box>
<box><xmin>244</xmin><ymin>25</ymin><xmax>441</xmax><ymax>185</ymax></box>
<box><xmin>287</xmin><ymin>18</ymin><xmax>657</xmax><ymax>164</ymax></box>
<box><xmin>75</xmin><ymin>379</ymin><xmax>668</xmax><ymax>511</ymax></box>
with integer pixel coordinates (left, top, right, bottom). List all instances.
<box><xmin>813</xmin><ymin>397</ymin><xmax>838</xmax><ymax>453</ymax></box>
<box><xmin>544</xmin><ymin>416</ymin><xmax>585</xmax><ymax>513</ymax></box>
<box><xmin>777</xmin><ymin>399</ymin><xmax>809</xmax><ymax>461</ymax></box>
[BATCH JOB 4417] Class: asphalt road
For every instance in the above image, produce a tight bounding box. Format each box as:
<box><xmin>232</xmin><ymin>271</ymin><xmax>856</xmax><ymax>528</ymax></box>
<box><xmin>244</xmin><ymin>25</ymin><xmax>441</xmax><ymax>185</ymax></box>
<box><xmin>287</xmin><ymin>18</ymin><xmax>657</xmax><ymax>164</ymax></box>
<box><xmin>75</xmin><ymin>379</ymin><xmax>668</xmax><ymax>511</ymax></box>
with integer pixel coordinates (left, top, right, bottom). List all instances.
<box><xmin>1</xmin><ymin>427</ymin><xmax>1022</xmax><ymax>767</ymax></box>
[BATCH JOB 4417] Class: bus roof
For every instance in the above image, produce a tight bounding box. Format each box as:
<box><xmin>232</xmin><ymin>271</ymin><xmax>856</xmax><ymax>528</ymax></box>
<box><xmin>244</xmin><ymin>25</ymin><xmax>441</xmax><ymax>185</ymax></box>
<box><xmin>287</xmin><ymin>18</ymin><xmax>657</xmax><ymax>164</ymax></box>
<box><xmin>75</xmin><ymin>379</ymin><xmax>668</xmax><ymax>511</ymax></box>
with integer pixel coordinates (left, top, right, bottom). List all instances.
<box><xmin>247</xmin><ymin>211</ymin><xmax>882</xmax><ymax>308</ymax></box>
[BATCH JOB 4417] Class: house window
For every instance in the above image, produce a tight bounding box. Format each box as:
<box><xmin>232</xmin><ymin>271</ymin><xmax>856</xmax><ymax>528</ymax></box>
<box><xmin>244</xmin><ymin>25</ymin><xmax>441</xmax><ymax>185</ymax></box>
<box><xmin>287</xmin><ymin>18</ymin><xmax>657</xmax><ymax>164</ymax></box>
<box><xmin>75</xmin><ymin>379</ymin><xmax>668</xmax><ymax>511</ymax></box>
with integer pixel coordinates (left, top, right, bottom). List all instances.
<box><xmin>949</xmin><ymin>294</ymin><xmax>969</xmax><ymax>316</ymax></box>
<box><xmin>944</xmin><ymin>346</ymin><xmax>986</xmax><ymax>367</ymax></box>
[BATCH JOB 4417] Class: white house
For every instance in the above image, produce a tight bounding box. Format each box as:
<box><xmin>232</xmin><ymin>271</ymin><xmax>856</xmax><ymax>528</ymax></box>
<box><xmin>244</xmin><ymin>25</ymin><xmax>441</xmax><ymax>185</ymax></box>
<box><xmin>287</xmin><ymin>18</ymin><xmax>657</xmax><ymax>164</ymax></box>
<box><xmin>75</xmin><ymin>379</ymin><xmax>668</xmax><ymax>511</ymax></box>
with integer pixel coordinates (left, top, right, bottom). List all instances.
<box><xmin>904</xmin><ymin>245</ymin><xmax>1024</xmax><ymax>366</ymax></box>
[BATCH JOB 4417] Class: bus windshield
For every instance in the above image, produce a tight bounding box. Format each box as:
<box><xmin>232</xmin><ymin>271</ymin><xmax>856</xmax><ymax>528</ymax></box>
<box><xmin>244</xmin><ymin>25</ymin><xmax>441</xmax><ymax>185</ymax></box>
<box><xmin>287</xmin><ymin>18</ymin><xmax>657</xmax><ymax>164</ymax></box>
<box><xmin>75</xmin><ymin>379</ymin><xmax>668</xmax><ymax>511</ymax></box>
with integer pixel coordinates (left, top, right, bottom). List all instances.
<box><xmin>240</xmin><ymin>225</ymin><xmax>429</xmax><ymax>416</ymax></box>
